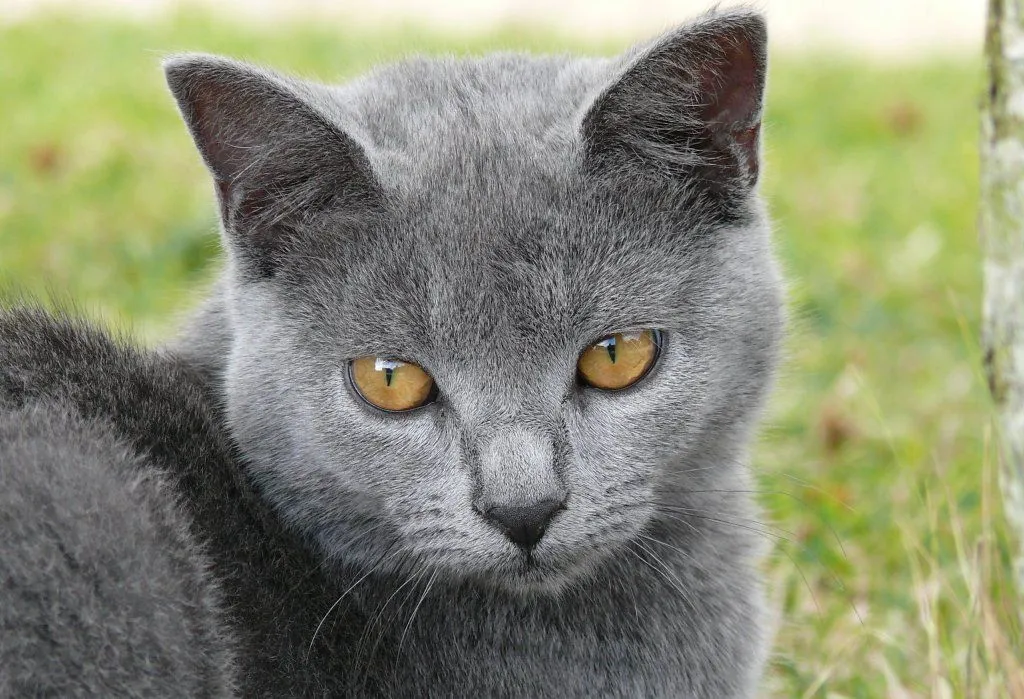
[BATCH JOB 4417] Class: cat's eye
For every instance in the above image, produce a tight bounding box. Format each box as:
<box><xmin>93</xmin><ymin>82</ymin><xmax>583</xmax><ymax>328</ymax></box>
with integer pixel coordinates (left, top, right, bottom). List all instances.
<box><xmin>349</xmin><ymin>357</ymin><xmax>436</xmax><ymax>412</ymax></box>
<box><xmin>577</xmin><ymin>329</ymin><xmax>662</xmax><ymax>391</ymax></box>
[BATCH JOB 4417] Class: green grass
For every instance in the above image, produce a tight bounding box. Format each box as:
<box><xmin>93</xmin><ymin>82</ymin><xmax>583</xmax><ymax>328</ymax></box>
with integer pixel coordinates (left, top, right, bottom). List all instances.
<box><xmin>1</xmin><ymin>13</ymin><xmax>1019</xmax><ymax>697</ymax></box>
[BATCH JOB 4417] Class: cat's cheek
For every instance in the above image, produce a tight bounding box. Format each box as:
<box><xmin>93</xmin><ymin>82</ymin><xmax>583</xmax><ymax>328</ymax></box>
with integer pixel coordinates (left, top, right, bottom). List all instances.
<box><xmin>559</xmin><ymin>405</ymin><xmax>656</xmax><ymax>511</ymax></box>
<box><xmin>556</xmin><ymin>353</ymin><xmax>707</xmax><ymax>535</ymax></box>
<box><xmin>321</xmin><ymin>373</ymin><xmax>479</xmax><ymax>547</ymax></box>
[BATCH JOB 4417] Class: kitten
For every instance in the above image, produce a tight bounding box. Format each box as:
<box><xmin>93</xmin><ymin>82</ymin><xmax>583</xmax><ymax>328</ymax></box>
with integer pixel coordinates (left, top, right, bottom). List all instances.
<box><xmin>0</xmin><ymin>8</ymin><xmax>783</xmax><ymax>697</ymax></box>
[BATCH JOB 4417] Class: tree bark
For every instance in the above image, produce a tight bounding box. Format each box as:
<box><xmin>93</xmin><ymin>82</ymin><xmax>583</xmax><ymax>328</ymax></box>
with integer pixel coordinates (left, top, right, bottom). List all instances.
<box><xmin>983</xmin><ymin>0</ymin><xmax>1024</xmax><ymax>592</ymax></box>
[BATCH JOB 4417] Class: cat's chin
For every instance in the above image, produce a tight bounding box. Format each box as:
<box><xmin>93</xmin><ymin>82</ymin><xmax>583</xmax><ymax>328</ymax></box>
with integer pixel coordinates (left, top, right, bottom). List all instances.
<box><xmin>471</xmin><ymin>549</ymin><xmax>605</xmax><ymax>598</ymax></box>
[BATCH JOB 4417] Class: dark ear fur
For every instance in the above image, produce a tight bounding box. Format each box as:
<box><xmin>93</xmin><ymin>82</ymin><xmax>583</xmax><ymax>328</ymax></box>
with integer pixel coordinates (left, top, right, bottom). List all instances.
<box><xmin>582</xmin><ymin>11</ymin><xmax>767</xmax><ymax>212</ymax></box>
<box><xmin>164</xmin><ymin>55</ymin><xmax>380</xmax><ymax>277</ymax></box>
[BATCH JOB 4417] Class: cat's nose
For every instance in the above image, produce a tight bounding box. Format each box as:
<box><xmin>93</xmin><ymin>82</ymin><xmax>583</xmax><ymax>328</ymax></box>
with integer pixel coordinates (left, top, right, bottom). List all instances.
<box><xmin>479</xmin><ymin>499</ymin><xmax>566</xmax><ymax>550</ymax></box>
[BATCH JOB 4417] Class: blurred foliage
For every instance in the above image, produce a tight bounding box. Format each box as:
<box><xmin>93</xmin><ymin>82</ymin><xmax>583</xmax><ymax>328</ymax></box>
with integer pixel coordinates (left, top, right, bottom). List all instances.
<box><xmin>0</xmin><ymin>12</ymin><xmax>1018</xmax><ymax>696</ymax></box>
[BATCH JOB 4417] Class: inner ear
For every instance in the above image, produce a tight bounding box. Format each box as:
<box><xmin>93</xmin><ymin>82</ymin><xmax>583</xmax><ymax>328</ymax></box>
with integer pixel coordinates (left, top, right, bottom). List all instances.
<box><xmin>695</xmin><ymin>30</ymin><xmax>764</xmax><ymax>183</ymax></box>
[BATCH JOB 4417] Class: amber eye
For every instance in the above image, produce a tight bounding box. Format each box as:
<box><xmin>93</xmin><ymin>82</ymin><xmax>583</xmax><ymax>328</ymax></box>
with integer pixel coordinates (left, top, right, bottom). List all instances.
<box><xmin>349</xmin><ymin>357</ymin><xmax>436</xmax><ymax>412</ymax></box>
<box><xmin>577</xmin><ymin>330</ymin><xmax>662</xmax><ymax>391</ymax></box>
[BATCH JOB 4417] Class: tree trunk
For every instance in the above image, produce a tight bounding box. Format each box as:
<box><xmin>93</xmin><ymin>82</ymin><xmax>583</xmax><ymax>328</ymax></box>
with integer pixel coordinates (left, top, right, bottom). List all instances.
<box><xmin>983</xmin><ymin>0</ymin><xmax>1024</xmax><ymax>592</ymax></box>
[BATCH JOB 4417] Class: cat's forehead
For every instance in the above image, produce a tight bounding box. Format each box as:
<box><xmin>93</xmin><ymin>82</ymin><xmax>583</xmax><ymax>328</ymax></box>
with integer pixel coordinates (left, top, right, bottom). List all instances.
<box><xmin>323</xmin><ymin>53</ymin><xmax>614</xmax><ymax>195</ymax></box>
<box><xmin>339</xmin><ymin>54</ymin><xmax>613</xmax><ymax>149</ymax></box>
<box><xmin>300</xmin><ymin>55</ymin><xmax>734</xmax><ymax>357</ymax></box>
<box><xmin>321</xmin><ymin>179</ymin><xmax>718</xmax><ymax>367</ymax></box>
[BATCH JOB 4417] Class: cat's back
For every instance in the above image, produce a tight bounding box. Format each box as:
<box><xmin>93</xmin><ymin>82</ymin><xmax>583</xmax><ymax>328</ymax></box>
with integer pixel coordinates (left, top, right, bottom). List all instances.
<box><xmin>0</xmin><ymin>401</ymin><xmax>235</xmax><ymax>697</ymax></box>
<box><xmin>0</xmin><ymin>307</ymin><xmax>235</xmax><ymax>488</ymax></box>
<box><xmin>0</xmin><ymin>308</ymin><xmax>237</xmax><ymax>697</ymax></box>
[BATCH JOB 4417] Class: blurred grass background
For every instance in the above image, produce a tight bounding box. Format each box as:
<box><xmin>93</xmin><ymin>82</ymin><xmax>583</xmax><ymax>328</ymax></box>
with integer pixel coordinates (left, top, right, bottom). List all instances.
<box><xmin>1</xmin><ymin>12</ymin><xmax>1020</xmax><ymax>697</ymax></box>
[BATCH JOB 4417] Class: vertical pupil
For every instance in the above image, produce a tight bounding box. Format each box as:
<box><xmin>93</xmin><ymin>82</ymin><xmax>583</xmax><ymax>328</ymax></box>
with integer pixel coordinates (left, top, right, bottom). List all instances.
<box><xmin>384</xmin><ymin>367</ymin><xmax>394</xmax><ymax>386</ymax></box>
<box><xmin>606</xmin><ymin>336</ymin><xmax>617</xmax><ymax>364</ymax></box>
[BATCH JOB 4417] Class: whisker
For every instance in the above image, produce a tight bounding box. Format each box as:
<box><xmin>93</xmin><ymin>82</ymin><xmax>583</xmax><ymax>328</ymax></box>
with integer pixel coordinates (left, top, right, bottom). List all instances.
<box><xmin>657</xmin><ymin>509</ymin><xmax>824</xmax><ymax>617</ymax></box>
<box><xmin>669</xmin><ymin>459</ymin><xmax>856</xmax><ymax>624</ymax></box>
<box><xmin>627</xmin><ymin>540</ymin><xmax>699</xmax><ymax>615</ymax></box>
<box><xmin>703</xmin><ymin>462</ymin><xmax>858</xmax><ymax>613</ymax></box>
<box><xmin>773</xmin><ymin>471</ymin><xmax>858</xmax><ymax>513</ymax></box>
<box><xmin>392</xmin><ymin>569</ymin><xmax>439</xmax><ymax>684</ymax></box>
<box><xmin>672</xmin><ymin>464</ymin><xmax>721</xmax><ymax>476</ymax></box>
<box><xmin>678</xmin><ymin>487</ymin><xmax>848</xmax><ymax>559</ymax></box>
<box><xmin>642</xmin><ymin>532</ymin><xmax>723</xmax><ymax>592</ymax></box>
<box><xmin>604</xmin><ymin>474</ymin><xmax>648</xmax><ymax>495</ymax></box>
<box><xmin>306</xmin><ymin>543</ymin><xmax>397</xmax><ymax>661</ymax></box>
<box><xmin>637</xmin><ymin>532</ymin><xmax>701</xmax><ymax>569</ymax></box>
<box><xmin>655</xmin><ymin>506</ymin><xmax>794</xmax><ymax>543</ymax></box>
<box><xmin>709</xmin><ymin>456</ymin><xmax>854</xmax><ymax>560</ymax></box>
<box><xmin>355</xmin><ymin>568</ymin><xmax>422</xmax><ymax>671</ymax></box>
<box><xmin>286</xmin><ymin>524</ymin><xmax>391</xmax><ymax>601</ymax></box>
<box><xmin>769</xmin><ymin>537</ymin><xmax>824</xmax><ymax>617</ymax></box>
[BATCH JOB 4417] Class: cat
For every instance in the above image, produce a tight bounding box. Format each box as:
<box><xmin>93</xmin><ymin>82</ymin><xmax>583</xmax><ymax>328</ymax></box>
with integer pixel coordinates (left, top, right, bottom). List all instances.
<box><xmin>0</xmin><ymin>7</ymin><xmax>783</xmax><ymax>697</ymax></box>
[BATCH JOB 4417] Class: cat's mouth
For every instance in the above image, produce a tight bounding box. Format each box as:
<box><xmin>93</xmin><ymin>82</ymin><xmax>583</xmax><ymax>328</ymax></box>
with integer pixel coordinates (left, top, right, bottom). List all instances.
<box><xmin>497</xmin><ymin>560</ymin><xmax>573</xmax><ymax>595</ymax></box>
<box><xmin>479</xmin><ymin>541</ymin><xmax>603</xmax><ymax>595</ymax></box>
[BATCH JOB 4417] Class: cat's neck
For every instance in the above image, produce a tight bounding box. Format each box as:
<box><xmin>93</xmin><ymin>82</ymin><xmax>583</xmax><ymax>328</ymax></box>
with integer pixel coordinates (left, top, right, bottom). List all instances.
<box><xmin>171</xmin><ymin>280</ymin><xmax>233</xmax><ymax>389</ymax></box>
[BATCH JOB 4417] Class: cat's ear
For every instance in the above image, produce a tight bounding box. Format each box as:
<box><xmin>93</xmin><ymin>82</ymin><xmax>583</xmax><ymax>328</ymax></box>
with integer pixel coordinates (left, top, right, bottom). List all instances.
<box><xmin>581</xmin><ymin>11</ymin><xmax>767</xmax><ymax>209</ymax></box>
<box><xmin>164</xmin><ymin>54</ymin><xmax>380</xmax><ymax>278</ymax></box>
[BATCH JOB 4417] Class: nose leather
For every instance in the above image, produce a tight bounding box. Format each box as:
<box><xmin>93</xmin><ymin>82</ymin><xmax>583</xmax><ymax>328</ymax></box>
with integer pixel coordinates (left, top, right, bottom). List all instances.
<box><xmin>481</xmin><ymin>499</ymin><xmax>565</xmax><ymax>550</ymax></box>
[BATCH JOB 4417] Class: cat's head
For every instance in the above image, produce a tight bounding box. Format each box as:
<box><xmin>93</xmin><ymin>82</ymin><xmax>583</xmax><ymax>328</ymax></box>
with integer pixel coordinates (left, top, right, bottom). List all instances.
<box><xmin>166</xmin><ymin>9</ymin><xmax>782</xmax><ymax>593</ymax></box>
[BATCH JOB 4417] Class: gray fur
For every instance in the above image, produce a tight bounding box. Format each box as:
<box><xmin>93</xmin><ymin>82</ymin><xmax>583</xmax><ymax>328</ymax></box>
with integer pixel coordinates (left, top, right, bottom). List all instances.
<box><xmin>0</xmin><ymin>398</ymin><xmax>235</xmax><ymax>697</ymax></box>
<box><xmin>1</xmin><ymin>8</ymin><xmax>782</xmax><ymax>697</ymax></box>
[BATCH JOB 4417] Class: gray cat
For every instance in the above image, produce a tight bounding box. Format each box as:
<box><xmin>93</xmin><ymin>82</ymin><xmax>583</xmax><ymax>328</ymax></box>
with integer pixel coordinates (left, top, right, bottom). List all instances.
<box><xmin>0</xmin><ymin>8</ymin><xmax>783</xmax><ymax>697</ymax></box>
